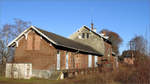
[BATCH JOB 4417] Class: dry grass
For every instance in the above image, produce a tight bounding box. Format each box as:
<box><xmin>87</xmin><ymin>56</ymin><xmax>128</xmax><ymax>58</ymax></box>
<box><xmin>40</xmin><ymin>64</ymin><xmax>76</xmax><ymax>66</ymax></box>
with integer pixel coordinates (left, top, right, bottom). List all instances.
<box><xmin>0</xmin><ymin>57</ymin><xmax>150</xmax><ymax>84</ymax></box>
<box><xmin>0</xmin><ymin>77</ymin><xmax>64</xmax><ymax>84</ymax></box>
<box><xmin>65</xmin><ymin>58</ymin><xmax>150</xmax><ymax>84</ymax></box>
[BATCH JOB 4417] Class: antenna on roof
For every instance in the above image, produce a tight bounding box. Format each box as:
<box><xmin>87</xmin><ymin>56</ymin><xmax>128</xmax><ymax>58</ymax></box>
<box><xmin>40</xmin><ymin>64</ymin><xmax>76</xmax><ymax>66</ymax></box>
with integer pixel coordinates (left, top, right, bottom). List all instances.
<box><xmin>90</xmin><ymin>8</ymin><xmax>97</xmax><ymax>33</ymax></box>
<box><xmin>90</xmin><ymin>8</ymin><xmax>94</xmax><ymax>30</ymax></box>
<box><xmin>91</xmin><ymin>21</ymin><xmax>94</xmax><ymax>30</ymax></box>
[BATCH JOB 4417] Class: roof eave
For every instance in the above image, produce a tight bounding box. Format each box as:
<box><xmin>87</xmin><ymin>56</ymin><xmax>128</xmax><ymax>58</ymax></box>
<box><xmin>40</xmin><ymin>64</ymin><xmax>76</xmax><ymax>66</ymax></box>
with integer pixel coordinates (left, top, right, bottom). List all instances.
<box><xmin>7</xmin><ymin>26</ymin><xmax>57</xmax><ymax>47</ymax></box>
<box><xmin>56</xmin><ymin>43</ymin><xmax>103</xmax><ymax>56</ymax></box>
<box><xmin>8</xmin><ymin>25</ymin><xmax>103</xmax><ymax>56</ymax></box>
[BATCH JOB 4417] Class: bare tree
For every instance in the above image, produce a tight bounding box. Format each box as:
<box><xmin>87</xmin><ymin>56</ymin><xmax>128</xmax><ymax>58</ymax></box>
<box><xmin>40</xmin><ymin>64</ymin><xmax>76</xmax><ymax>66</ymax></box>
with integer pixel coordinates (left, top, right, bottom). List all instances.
<box><xmin>0</xmin><ymin>40</ymin><xmax>7</xmax><ymax>64</ymax></box>
<box><xmin>129</xmin><ymin>36</ymin><xmax>147</xmax><ymax>54</ymax></box>
<box><xmin>128</xmin><ymin>35</ymin><xmax>148</xmax><ymax>62</ymax></box>
<box><xmin>0</xmin><ymin>18</ymin><xmax>31</xmax><ymax>64</ymax></box>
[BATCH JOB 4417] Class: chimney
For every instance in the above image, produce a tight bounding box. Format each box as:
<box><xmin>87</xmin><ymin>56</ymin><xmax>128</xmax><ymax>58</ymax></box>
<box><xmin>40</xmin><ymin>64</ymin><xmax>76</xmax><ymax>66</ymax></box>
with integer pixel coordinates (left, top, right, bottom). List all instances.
<box><xmin>91</xmin><ymin>22</ymin><xmax>96</xmax><ymax>32</ymax></box>
<box><xmin>91</xmin><ymin>22</ymin><xmax>94</xmax><ymax>30</ymax></box>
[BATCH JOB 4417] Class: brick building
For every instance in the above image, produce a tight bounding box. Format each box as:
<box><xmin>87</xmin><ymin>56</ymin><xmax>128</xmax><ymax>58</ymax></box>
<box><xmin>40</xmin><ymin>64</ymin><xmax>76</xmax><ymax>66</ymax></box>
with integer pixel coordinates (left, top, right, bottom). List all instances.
<box><xmin>122</xmin><ymin>50</ymin><xmax>135</xmax><ymax>65</ymax></box>
<box><xmin>7</xmin><ymin>25</ymin><xmax>115</xmax><ymax>79</ymax></box>
<box><xmin>69</xmin><ymin>25</ymin><xmax>115</xmax><ymax>69</ymax></box>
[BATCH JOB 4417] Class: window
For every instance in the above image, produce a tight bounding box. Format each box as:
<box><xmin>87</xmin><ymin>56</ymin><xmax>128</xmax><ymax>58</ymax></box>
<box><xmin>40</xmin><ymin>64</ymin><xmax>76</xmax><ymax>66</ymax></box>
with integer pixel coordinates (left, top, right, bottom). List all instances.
<box><xmin>82</xmin><ymin>33</ymin><xmax>85</xmax><ymax>38</ymax></box>
<box><xmin>66</xmin><ymin>52</ymin><xmax>69</xmax><ymax>69</ymax></box>
<box><xmin>95</xmin><ymin>56</ymin><xmax>98</xmax><ymax>67</ymax></box>
<box><xmin>88</xmin><ymin>54</ymin><xmax>92</xmax><ymax>68</ymax></box>
<box><xmin>87</xmin><ymin>33</ymin><xmax>89</xmax><ymax>38</ymax></box>
<box><xmin>57</xmin><ymin>50</ymin><xmax>60</xmax><ymax>70</ymax></box>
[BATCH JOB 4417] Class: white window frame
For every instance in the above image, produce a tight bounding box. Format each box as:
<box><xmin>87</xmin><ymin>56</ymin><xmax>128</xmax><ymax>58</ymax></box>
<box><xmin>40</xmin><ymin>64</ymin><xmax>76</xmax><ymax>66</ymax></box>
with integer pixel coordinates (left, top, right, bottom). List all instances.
<box><xmin>57</xmin><ymin>50</ymin><xmax>60</xmax><ymax>70</ymax></box>
<box><xmin>66</xmin><ymin>52</ymin><xmax>69</xmax><ymax>69</ymax></box>
<box><xmin>88</xmin><ymin>54</ymin><xmax>92</xmax><ymax>68</ymax></box>
<box><xmin>95</xmin><ymin>56</ymin><xmax>98</xmax><ymax>67</ymax></box>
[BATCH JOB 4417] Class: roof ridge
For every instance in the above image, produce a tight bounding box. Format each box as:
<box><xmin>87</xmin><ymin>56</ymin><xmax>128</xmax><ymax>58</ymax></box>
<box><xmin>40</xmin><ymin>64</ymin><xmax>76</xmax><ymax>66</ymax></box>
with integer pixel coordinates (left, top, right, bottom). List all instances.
<box><xmin>36</xmin><ymin>27</ymin><xmax>96</xmax><ymax>48</ymax></box>
<box><xmin>83</xmin><ymin>26</ymin><xmax>111</xmax><ymax>44</ymax></box>
<box><xmin>35</xmin><ymin>27</ymin><xmax>102</xmax><ymax>55</ymax></box>
<box><xmin>8</xmin><ymin>25</ymin><xmax>103</xmax><ymax>56</ymax></box>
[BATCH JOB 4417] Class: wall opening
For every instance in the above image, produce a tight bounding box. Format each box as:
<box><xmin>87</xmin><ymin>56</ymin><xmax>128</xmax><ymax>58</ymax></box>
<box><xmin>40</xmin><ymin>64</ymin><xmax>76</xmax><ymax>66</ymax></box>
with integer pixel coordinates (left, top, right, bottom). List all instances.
<box><xmin>95</xmin><ymin>56</ymin><xmax>98</xmax><ymax>67</ymax></box>
<box><xmin>88</xmin><ymin>54</ymin><xmax>92</xmax><ymax>68</ymax></box>
<box><xmin>66</xmin><ymin>52</ymin><xmax>69</xmax><ymax>69</ymax></box>
<box><xmin>57</xmin><ymin>50</ymin><xmax>60</xmax><ymax>70</ymax></box>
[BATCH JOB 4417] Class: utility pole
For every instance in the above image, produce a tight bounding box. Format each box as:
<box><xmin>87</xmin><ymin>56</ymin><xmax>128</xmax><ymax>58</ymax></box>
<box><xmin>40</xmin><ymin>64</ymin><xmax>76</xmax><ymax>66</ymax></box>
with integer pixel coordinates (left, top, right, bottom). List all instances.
<box><xmin>129</xmin><ymin>41</ymin><xmax>134</xmax><ymax>63</ymax></box>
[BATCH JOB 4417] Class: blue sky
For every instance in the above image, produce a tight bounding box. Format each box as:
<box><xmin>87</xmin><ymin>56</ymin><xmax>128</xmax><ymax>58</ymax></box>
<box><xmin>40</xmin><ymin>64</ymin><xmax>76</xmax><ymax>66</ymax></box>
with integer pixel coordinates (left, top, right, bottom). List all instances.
<box><xmin>0</xmin><ymin>0</ymin><xmax>150</xmax><ymax>54</ymax></box>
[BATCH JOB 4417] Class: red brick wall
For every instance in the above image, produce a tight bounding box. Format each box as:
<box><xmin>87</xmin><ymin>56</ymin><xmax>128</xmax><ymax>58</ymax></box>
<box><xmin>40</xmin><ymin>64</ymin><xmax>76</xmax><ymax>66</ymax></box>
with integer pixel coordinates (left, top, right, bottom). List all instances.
<box><xmin>76</xmin><ymin>53</ymin><xmax>88</xmax><ymax>69</ymax></box>
<box><xmin>104</xmin><ymin>42</ymin><xmax>116</xmax><ymax>69</ymax></box>
<box><xmin>14</xmin><ymin>30</ymin><xmax>100</xmax><ymax>70</ymax></box>
<box><xmin>124</xmin><ymin>58</ymin><xmax>134</xmax><ymax>64</ymax></box>
<box><xmin>104</xmin><ymin>42</ymin><xmax>112</xmax><ymax>58</ymax></box>
<box><xmin>14</xmin><ymin>30</ymin><xmax>57</xmax><ymax>70</ymax></box>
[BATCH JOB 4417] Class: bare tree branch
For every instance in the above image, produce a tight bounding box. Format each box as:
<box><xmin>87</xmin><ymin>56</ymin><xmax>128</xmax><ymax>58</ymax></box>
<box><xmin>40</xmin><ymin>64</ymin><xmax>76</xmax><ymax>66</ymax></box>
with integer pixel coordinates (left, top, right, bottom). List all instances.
<box><xmin>0</xmin><ymin>18</ymin><xmax>31</xmax><ymax>64</ymax></box>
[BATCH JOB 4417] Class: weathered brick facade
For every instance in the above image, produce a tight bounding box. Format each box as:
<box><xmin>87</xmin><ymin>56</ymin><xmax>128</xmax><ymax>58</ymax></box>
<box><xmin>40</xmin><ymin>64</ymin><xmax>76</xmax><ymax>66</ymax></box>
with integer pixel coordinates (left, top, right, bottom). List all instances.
<box><xmin>7</xmin><ymin>25</ymin><xmax>117</xmax><ymax>74</ymax></box>
<box><xmin>69</xmin><ymin>26</ymin><xmax>116</xmax><ymax>68</ymax></box>
<box><xmin>14</xmin><ymin>30</ymin><xmax>57</xmax><ymax>70</ymax></box>
<box><xmin>103</xmin><ymin>41</ymin><xmax>116</xmax><ymax>69</ymax></box>
<box><xmin>13</xmin><ymin>29</ymin><xmax>99</xmax><ymax>70</ymax></box>
<box><xmin>124</xmin><ymin>58</ymin><xmax>134</xmax><ymax>64</ymax></box>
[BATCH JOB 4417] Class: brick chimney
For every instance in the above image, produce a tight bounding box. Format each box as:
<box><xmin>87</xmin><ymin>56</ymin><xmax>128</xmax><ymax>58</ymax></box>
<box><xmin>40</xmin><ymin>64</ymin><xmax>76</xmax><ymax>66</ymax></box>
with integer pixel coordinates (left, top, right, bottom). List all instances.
<box><xmin>91</xmin><ymin>22</ymin><xmax>94</xmax><ymax>30</ymax></box>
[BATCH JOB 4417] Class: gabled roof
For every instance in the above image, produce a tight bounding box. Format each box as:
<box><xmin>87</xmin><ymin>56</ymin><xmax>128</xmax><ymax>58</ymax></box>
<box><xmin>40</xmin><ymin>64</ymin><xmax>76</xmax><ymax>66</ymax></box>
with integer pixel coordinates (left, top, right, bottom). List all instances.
<box><xmin>8</xmin><ymin>26</ymin><xmax>103</xmax><ymax>56</ymax></box>
<box><xmin>82</xmin><ymin>26</ymin><xmax>112</xmax><ymax>44</ymax></box>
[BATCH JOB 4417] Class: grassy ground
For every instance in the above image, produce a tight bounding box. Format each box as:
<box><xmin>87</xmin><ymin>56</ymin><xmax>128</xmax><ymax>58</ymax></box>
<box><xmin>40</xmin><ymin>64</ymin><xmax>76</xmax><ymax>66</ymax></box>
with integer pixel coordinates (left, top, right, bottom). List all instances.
<box><xmin>1</xmin><ymin>61</ymin><xmax>150</xmax><ymax>84</ymax></box>
<box><xmin>0</xmin><ymin>77</ymin><xmax>65</xmax><ymax>84</ymax></box>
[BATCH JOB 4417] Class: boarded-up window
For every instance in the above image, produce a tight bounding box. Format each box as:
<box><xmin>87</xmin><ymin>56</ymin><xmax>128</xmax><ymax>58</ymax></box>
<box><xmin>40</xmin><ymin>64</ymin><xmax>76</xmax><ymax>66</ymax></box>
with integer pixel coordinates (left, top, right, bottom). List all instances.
<box><xmin>34</xmin><ymin>35</ymin><xmax>41</xmax><ymax>50</ymax></box>
<box><xmin>95</xmin><ymin>56</ymin><xmax>98</xmax><ymax>67</ymax></box>
<box><xmin>66</xmin><ymin>52</ymin><xmax>69</xmax><ymax>69</ymax></box>
<box><xmin>57</xmin><ymin>50</ymin><xmax>60</xmax><ymax>70</ymax></box>
<box><xmin>88</xmin><ymin>54</ymin><xmax>92</xmax><ymax>68</ymax></box>
<box><xmin>27</xmin><ymin>35</ymin><xmax>33</xmax><ymax>50</ymax></box>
